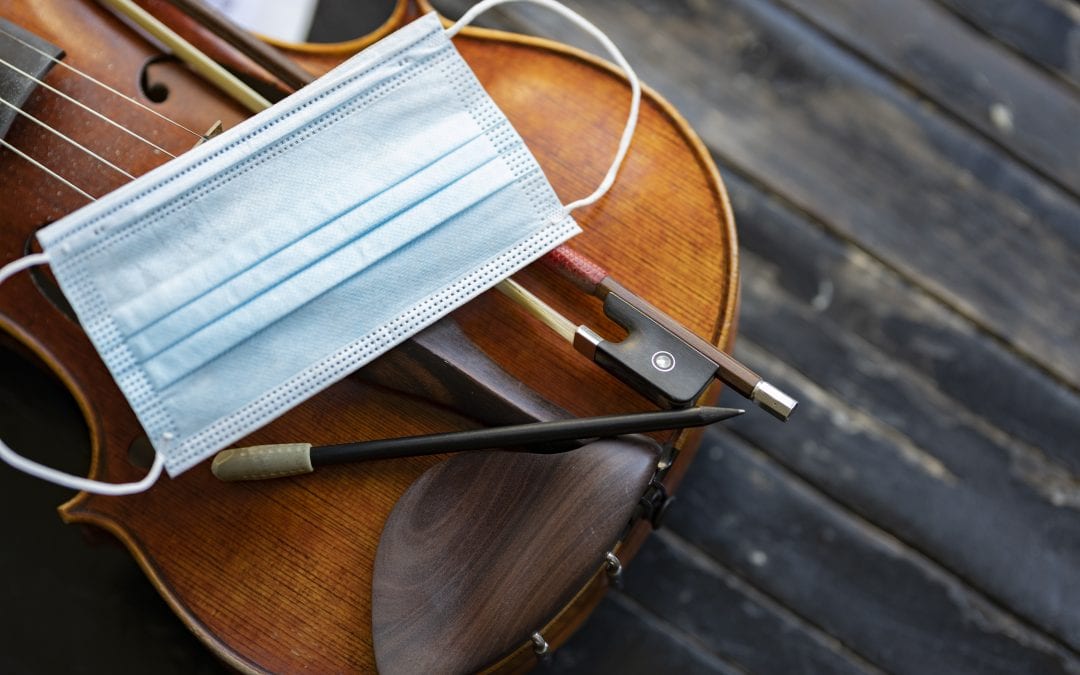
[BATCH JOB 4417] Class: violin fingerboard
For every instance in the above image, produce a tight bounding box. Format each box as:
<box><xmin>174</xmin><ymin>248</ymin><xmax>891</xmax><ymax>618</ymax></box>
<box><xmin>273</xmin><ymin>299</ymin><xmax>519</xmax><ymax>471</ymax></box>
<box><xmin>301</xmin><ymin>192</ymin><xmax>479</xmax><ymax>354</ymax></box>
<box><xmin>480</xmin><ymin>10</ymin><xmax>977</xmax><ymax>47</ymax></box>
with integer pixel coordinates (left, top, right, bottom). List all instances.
<box><xmin>0</xmin><ymin>19</ymin><xmax>63</xmax><ymax>141</ymax></box>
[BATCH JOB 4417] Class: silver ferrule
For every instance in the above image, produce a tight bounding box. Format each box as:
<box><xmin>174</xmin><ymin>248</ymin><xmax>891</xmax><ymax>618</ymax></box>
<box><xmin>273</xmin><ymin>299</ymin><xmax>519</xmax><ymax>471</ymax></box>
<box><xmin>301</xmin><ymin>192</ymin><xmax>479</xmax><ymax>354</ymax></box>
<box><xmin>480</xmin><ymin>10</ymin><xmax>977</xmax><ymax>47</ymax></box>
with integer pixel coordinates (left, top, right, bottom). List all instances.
<box><xmin>751</xmin><ymin>381</ymin><xmax>798</xmax><ymax>421</ymax></box>
<box><xmin>573</xmin><ymin>325</ymin><xmax>603</xmax><ymax>359</ymax></box>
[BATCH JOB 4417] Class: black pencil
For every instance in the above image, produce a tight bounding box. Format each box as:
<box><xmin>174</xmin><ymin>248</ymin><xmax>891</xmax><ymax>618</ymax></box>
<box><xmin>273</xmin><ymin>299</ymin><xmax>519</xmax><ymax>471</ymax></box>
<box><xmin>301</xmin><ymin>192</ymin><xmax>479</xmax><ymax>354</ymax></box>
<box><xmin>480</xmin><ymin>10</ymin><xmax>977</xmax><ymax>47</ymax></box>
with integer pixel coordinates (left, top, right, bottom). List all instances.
<box><xmin>315</xmin><ymin>406</ymin><xmax>743</xmax><ymax>464</ymax></box>
<box><xmin>211</xmin><ymin>406</ymin><xmax>744</xmax><ymax>481</ymax></box>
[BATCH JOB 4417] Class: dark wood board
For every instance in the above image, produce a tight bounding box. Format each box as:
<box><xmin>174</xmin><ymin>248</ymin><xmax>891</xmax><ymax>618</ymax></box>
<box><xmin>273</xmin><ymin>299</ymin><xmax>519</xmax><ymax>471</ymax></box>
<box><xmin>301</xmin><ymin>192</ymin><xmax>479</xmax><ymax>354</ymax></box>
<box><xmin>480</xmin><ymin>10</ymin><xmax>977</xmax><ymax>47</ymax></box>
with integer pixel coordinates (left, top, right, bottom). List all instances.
<box><xmin>773</xmin><ymin>0</ymin><xmax>1080</xmax><ymax>196</ymax></box>
<box><xmin>933</xmin><ymin>0</ymin><xmax>1080</xmax><ymax>90</ymax></box>
<box><xmin>724</xmin><ymin>167</ymin><xmax>1080</xmax><ymax>650</ymax></box>
<box><xmin>727</xmin><ymin>168</ymin><xmax>1080</xmax><ymax>472</ymax></box>
<box><xmin>620</xmin><ymin>529</ymin><xmax>880</xmax><ymax>675</ymax></box>
<box><xmin>669</xmin><ymin>424</ymin><xmax>1078</xmax><ymax>674</ymax></box>
<box><xmin>546</xmin><ymin>590</ymin><xmax>744</xmax><ymax>675</ymax></box>
<box><xmin>3</xmin><ymin>0</ymin><xmax>1079</xmax><ymax>673</ymax></box>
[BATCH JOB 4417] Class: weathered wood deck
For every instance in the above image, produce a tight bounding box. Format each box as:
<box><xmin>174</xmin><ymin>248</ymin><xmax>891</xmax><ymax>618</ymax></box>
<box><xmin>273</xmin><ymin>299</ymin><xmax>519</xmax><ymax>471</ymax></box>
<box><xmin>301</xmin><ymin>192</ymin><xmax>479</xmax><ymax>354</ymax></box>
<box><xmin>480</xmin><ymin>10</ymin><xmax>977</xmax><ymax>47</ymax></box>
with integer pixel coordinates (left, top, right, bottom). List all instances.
<box><xmin>523</xmin><ymin>0</ymin><xmax>1080</xmax><ymax>672</ymax></box>
<box><xmin>1</xmin><ymin>0</ymin><xmax>1077</xmax><ymax>672</ymax></box>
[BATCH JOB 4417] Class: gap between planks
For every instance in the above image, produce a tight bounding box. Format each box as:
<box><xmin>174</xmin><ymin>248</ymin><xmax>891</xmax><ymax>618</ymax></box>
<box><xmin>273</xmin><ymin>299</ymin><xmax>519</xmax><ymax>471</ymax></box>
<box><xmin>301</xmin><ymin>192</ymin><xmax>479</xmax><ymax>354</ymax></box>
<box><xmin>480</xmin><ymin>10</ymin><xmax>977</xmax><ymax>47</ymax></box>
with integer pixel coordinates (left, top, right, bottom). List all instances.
<box><xmin>712</xmin><ymin>154</ymin><xmax>1080</xmax><ymax>404</ymax></box>
<box><xmin>928</xmin><ymin>0</ymin><xmax>1080</xmax><ymax>96</ymax></box>
<box><xmin>724</xmin><ymin>339</ymin><xmax>1080</xmax><ymax>661</ymax></box>
<box><xmin>764</xmin><ymin>0</ymin><xmax>1080</xmax><ymax>202</ymax></box>
<box><xmin>738</xmin><ymin>246</ymin><xmax>1080</xmax><ymax>506</ymax></box>
<box><xmin>601</xmin><ymin>590</ymin><xmax>750</xmax><ymax>674</ymax></box>
<box><xmin>648</xmin><ymin>528</ymin><xmax>890</xmax><ymax>675</ymax></box>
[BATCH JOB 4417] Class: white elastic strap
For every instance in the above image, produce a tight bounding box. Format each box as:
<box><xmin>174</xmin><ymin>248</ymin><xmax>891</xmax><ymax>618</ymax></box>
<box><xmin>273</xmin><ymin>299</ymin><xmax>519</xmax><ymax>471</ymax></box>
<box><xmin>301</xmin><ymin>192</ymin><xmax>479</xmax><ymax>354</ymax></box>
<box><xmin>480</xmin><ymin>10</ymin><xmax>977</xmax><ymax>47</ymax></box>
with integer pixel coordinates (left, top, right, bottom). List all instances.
<box><xmin>446</xmin><ymin>0</ymin><xmax>641</xmax><ymax>213</ymax></box>
<box><xmin>0</xmin><ymin>253</ymin><xmax>164</xmax><ymax>495</ymax></box>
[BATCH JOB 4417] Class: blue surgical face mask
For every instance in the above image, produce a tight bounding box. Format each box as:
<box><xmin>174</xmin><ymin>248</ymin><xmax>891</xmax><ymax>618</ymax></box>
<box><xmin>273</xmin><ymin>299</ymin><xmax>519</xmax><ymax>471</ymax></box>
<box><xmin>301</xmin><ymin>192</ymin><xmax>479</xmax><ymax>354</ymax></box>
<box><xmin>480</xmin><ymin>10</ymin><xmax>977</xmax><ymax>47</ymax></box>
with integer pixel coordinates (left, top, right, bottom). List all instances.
<box><xmin>0</xmin><ymin>0</ymin><xmax>640</xmax><ymax>494</ymax></box>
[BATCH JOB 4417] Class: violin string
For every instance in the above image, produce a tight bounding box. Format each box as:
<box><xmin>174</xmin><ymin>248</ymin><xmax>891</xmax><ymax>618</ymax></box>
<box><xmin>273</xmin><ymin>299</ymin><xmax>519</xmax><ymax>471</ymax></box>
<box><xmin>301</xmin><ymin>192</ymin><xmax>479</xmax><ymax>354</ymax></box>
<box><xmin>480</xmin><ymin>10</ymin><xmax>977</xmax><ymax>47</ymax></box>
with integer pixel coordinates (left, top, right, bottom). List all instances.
<box><xmin>0</xmin><ymin>96</ymin><xmax>135</xmax><ymax>179</ymax></box>
<box><xmin>0</xmin><ymin>138</ymin><xmax>95</xmax><ymax>201</ymax></box>
<box><xmin>0</xmin><ymin>25</ymin><xmax>205</xmax><ymax>140</ymax></box>
<box><xmin>0</xmin><ymin>55</ymin><xmax>176</xmax><ymax>158</ymax></box>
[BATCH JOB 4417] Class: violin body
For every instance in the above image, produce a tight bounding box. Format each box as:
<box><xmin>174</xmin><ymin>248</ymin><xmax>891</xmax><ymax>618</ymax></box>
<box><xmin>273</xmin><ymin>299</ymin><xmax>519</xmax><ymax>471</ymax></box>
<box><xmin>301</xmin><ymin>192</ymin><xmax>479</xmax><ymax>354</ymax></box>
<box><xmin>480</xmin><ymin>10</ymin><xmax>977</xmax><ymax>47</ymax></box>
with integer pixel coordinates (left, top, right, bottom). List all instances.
<box><xmin>0</xmin><ymin>0</ymin><xmax>737</xmax><ymax>671</ymax></box>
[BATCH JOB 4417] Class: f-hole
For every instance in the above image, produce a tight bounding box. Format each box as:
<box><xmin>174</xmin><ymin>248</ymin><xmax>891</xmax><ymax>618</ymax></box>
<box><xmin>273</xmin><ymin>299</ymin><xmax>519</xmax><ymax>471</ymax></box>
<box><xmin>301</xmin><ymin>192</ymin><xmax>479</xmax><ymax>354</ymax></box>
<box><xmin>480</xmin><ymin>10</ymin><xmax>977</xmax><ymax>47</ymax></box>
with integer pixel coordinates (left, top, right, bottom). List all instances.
<box><xmin>138</xmin><ymin>54</ymin><xmax>174</xmax><ymax>103</ymax></box>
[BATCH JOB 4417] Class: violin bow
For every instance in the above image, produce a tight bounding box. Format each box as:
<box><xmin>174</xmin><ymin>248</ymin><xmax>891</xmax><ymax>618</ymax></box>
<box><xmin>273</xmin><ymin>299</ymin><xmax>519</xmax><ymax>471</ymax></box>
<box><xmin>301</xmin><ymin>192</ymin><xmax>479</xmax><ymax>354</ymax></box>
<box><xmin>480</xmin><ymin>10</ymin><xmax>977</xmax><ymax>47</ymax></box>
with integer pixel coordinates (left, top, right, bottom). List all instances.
<box><xmin>534</xmin><ymin>249</ymin><xmax>796</xmax><ymax>418</ymax></box>
<box><xmin>107</xmin><ymin>0</ymin><xmax>797</xmax><ymax>421</ymax></box>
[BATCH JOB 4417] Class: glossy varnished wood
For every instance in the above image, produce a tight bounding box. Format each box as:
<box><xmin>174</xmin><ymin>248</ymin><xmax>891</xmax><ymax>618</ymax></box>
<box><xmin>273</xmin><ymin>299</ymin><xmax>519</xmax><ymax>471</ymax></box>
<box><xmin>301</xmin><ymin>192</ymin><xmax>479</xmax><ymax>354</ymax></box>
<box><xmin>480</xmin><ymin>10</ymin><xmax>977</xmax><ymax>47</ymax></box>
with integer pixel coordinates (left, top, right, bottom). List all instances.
<box><xmin>373</xmin><ymin>438</ymin><xmax>658</xmax><ymax>674</ymax></box>
<box><xmin>0</xmin><ymin>1</ymin><xmax>737</xmax><ymax>672</ymax></box>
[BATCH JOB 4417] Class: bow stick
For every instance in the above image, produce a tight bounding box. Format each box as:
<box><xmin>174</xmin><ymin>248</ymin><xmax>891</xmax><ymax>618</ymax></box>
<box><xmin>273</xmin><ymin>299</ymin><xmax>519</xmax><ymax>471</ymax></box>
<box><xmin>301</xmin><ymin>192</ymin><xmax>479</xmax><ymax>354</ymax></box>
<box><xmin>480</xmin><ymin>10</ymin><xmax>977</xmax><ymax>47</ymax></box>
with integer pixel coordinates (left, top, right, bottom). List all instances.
<box><xmin>107</xmin><ymin>0</ymin><xmax>797</xmax><ymax>421</ymax></box>
<box><xmin>537</xmin><ymin>248</ymin><xmax>797</xmax><ymax>418</ymax></box>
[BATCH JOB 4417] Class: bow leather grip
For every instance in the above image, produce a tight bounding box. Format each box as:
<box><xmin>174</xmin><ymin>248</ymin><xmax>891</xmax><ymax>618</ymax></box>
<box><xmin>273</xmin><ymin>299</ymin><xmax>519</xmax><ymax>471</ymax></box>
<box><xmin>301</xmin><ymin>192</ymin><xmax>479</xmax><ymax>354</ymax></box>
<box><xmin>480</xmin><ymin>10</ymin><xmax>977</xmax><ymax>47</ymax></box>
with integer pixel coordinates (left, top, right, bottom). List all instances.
<box><xmin>540</xmin><ymin>245</ymin><xmax>608</xmax><ymax>293</ymax></box>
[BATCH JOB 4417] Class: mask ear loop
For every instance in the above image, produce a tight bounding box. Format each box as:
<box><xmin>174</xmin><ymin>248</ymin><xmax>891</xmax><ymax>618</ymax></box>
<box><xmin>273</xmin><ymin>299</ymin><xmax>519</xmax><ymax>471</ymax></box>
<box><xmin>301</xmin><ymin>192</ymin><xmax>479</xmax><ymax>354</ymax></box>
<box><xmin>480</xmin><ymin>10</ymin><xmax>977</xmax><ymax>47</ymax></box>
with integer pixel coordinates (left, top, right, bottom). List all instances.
<box><xmin>0</xmin><ymin>253</ymin><xmax>164</xmax><ymax>495</ymax></box>
<box><xmin>445</xmin><ymin>0</ymin><xmax>641</xmax><ymax>214</ymax></box>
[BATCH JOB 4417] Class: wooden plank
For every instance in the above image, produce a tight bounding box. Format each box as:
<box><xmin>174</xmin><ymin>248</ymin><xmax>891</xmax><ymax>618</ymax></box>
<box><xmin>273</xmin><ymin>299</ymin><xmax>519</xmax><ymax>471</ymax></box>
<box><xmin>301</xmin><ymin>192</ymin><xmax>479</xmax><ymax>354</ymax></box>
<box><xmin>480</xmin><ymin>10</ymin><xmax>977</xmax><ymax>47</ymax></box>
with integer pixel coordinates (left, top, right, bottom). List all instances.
<box><xmin>721</xmin><ymin>176</ymin><xmax>1080</xmax><ymax>648</ymax></box>
<box><xmin>620</xmin><ymin>530</ymin><xmax>880</xmax><ymax>674</ymax></box>
<box><xmin>773</xmin><ymin>0</ymin><xmax>1080</xmax><ymax>195</ymax></box>
<box><xmin>727</xmin><ymin>329</ymin><xmax>1080</xmax><ymax>650</ymax></box>
<box><xmin>725</xmin><ymin>167</ymin><xmax>1080</xmax><ymax>475</ymax></box>
<box><xmin>549</xmin><ymin>591</ymin><xmax>742</xmax><ymax>674</ymax></box>
<box><xmin>671</xmin><ymin>424</ymin><xmax>1080</xmax><ymax>674</ymax></box>
<box><xmin>933</xmin><ymin>0</ymin><xmax>1080</xmax><ymax>90</ymax></box>
<box><xmin>454</xmin><ymin>0</ymin><xmax>1080</xmax><ymax>394</ymax></box>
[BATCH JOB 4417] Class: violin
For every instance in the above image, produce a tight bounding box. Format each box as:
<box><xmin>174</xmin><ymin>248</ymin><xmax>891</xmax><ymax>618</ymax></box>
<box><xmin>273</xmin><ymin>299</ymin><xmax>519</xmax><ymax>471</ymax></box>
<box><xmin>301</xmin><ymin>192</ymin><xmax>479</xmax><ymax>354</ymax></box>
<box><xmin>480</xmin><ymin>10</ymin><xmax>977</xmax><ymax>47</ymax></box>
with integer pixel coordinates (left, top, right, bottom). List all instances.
<box><xmin>0</xmin><ymin>0</ymin><xmax>738</xmax><ymax>671</ymax></box>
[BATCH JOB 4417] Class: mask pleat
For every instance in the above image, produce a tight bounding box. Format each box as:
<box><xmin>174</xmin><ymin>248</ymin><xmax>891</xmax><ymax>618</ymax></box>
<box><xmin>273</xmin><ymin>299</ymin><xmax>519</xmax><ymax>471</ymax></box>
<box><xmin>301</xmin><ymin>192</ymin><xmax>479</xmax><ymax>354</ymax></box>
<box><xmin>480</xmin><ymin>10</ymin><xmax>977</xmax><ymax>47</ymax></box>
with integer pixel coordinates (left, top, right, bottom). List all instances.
<box><xmin>139</xmin><ymin>152</ymin><xmax>518</xmax><ymax>389</ymax></box>
<box><xmin>111</xmin><ymin>113</ymin><xmax>488</xmax><ymax>339</ymax></box>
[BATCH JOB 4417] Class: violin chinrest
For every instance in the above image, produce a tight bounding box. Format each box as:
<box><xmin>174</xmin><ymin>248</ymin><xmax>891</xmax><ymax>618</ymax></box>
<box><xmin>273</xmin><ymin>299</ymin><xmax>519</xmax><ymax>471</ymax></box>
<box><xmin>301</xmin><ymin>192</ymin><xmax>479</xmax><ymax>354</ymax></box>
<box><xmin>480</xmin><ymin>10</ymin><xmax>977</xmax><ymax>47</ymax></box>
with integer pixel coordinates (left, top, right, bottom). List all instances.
<box><xmin>372</xmin><ymin>437</ymin><xmax>658</xmax><ymax>674</ymax></box>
